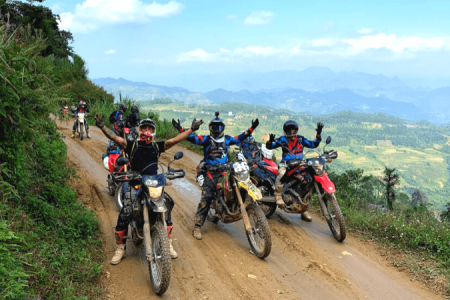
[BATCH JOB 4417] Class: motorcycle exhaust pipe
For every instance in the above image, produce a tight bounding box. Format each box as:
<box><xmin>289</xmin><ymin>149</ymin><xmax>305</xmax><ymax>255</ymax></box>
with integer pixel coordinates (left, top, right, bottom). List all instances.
<box><xmin>259</xmin><ymin>196</ymin><xmax>276</xmax><ymax>203</ymax></box>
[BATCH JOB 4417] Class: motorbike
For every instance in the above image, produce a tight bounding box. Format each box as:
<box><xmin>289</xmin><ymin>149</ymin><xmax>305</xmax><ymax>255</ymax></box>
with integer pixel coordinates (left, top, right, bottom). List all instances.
<box><xmin>241</xmin><ymin>142</ymin><xmax>279</xmax><ymax>218</ymax></box>
<box><xmin>276</xmin><ymin>136</ymin><xmax>346</xmax><ymax>242</ymax></box>
<box><xmin>206</xmin><ymin>155</ymin><xmax>272</xmax><ymax>259</ymax></box>
<box><xmin>75</xmin><ymin>112</ymin><xmax>87</xmax><ymax>140</ymax></box>
<box><xmin>71</xmin><ymin>107</ymin><xmax>77</xmax><ymax>118</ymax></box>
<box><xmin>112</xmin><ymin>151</ymin><xmax>185</xmax><ymax>295</ymax></box>
<box><xmin>60</xmin><ymin>106</ymin><xmax>69</xmax><ymax>121</ymax></box>
<box><xmin>102</xmin><ymin>141</ymin><xmax>127</xmax><ymax>202</ymax></box>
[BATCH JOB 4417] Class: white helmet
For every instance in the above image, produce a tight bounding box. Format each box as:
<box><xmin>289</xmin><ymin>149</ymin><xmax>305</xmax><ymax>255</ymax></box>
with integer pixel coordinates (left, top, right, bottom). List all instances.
<box><xmin>261</xmin><ymin>144</ymin><xmax>273</xmax><ymax>160</ymax></box>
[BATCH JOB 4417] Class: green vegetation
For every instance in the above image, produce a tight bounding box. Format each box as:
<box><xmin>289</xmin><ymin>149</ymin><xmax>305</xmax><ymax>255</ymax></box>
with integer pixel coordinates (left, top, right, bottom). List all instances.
<box><xmin>141</xmin><ymin>100</ymin><xmax>450</xmax><ymax>210</ymax></box>
<box><xmin>0</xmin><ymin>16</ymin><xmax>110</xmax><ymax>299</ymax></box>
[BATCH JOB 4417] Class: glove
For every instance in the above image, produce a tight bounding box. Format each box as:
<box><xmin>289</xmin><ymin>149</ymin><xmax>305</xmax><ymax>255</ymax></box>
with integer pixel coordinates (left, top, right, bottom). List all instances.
<box><xmin>269</xmin><ymin>133</ymin><xmax>276</xmax><ymax>143</ymax></box>
<box><xmin>190</xmin><ymin>118</ymin><xmax>204</xmax><ymax>131</ymax></box>
<box><xmin>251</xmin><ymin>118</ymin><xmax>259</xmax><ymax>130</ymax></box>
<box><xmin>316</xmin><ymin>122</ymin><xmax>324</xmax><ymax>135</ymax></box>
<box><xmin>172</xmin><ymin>119</ymin><xmax>183</xmax><ymax>132</ymax></box>
<box><xmin>95</xmin><ymin>114</ymin><xmax>105</xmax><ymax>128</ymax></box>
<box><xmin>197</xmin><ymin>174</ymin><xmax>204</xmax><ymax>187</ymax></box>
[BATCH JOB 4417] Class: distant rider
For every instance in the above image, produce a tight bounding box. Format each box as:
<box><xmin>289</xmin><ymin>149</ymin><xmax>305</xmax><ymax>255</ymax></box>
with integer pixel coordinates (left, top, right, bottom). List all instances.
<box><xmin>95</xmin><ymin>114</ymin><xmax>203</xmax><ymax>264</ymax></box>
<box><xmin>71</xmin><ymin>100</ymin><xmax>91</xmax><ymax>138</ymax></box>
<box><xmin>172</xmin><ymin>113</ymin><xmax>259</xmax><ymax>240</ymax></box>
<box><xmin>111</xmin><ymin>103</ymin><xmax>128</xmax><ymax>136</ymax></box>
<box><xmin>125</xmin><ymin>105</ymin><xmax>141</xmax><ymax>129</ymax></box>
<box><xmin>266</xmin><ymin>120</ymin><xmax>323</xmax><ymax>221</ymax></box>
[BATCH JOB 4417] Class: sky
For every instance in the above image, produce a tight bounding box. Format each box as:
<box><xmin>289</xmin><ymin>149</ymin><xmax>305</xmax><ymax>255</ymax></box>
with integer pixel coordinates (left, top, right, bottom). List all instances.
<box><xmin>41</xmin><ymin>0</ymin><xmax>450</xmax><ymax>88</ymax></box>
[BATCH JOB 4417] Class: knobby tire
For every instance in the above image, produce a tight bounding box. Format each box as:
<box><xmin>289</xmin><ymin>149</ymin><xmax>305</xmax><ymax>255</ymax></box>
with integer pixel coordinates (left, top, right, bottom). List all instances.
<box><xmin>148</xmin><ymin>221</ymin><xmax>171</xmax><ymax>295</ymax></box>
<box><xmin>245</xmin><ymin>203</ymin><xmax>272</xmax><ymax>259</ymax></box>
<box><xmin>324</xmin><ymin>193</ymin><xmax>347</xmax><ymax>242</ymax></box>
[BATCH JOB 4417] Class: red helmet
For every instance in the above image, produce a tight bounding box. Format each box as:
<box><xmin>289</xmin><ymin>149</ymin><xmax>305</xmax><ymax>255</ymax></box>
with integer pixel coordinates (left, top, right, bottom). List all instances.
<box><xmin>79</xmin><ymin>100</ymin><xmax>86</xmax><ymax>107</ymax></box>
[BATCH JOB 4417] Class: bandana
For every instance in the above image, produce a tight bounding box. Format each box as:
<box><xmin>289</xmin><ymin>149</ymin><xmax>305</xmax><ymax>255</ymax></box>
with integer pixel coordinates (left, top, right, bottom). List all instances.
<box><xmin>139</xmin><ymin>131</ymin><xmax>154</xmax><ymax>144</ymax></box>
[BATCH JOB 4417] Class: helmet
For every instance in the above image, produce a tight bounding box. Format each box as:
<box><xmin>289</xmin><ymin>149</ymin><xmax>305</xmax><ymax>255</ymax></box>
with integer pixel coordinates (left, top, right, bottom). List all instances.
<box><xmin>79</xmin><ymin>100</ymin><xmax>86</xmax><ymax>107</ymax></box>
<box><xmin>119</xmin><ymin>103</ymin><xmax>128</xmax><ymax>112</ymax></box>
<box><xmin>261</xmin><ymin>144</ymin><xmax>273</xmax><ymax>160</ymax></box>
<box><xmin>131</xmin><ymin>105</ymin><xmax>139</xmax><ymax>113</ymax></box>
<box><xmin>138</xmin><ymin>118</ymin><xmax>157</xmax><ymax>144</ymax></box>
<box><xmin>209</xmin><ymin>112</ymin><xmax>225</xmax><ymax>141</ymax></box>
<box><xmin>283</xmin><ymin>120</ymin><xmax>298</xmax><ymax>139</ymax></box>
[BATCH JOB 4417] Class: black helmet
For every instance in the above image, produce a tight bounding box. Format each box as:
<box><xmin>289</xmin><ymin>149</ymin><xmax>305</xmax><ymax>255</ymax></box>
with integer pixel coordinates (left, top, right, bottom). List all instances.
<box><xmin>138</xmin><ymin>118</ymin><xmax>156</xmax><ymax>132</ymax></box>
<box><xmin>209</xmin><ymin>112</ymin><xmax>225</xmax><ymax>141</ymax></box>
<box><xmin>119</xmin><ymin>103</ymin><xmax>128</xmax><ymax>112</ymax></box>
<box><xmin>283</xmin><ymin>120</ymin><xmax>298</xmax><ymax>139</ymax></box>
<box><xmin>131</xmin><ymin>105</ymin><xmax>139</xmax><ymax>113</ymax></box>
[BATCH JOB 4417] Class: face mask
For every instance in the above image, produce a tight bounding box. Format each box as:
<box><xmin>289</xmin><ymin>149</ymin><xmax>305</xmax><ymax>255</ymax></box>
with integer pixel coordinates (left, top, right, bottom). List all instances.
<box><xmin>140</xmin><ymin>131</ymin><xmax>154</xmax><ymax>144</ymax></box>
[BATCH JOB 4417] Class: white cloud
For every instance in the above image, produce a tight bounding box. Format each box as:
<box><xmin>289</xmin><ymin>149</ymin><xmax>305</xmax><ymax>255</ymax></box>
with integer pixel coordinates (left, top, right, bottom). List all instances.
<box><xmin>342</xmin><ymin>34</ymin><xmax>445</xmax><ymax>53</ymax></box>
<box><xmin>104</xmin><ymin>49</ymin><xmax>116</xmax><ymax>55</ymax></box>
<box><xmin>176</xmin><ymin>33</ymin><xmax>449</xmax><ymax>63</ymax></box>
<box><xmin>244</xmin><ymin>11</ymin><xmax>274</xmax><ymax>25</ymax></box>
<box><xmin>225</xmin><ymin>14</ymin><xmax>239</xmax><ymax>20</ymax></box>
<box><xmin>59</xmin><ymin>0</ymin><xmax>184</xmax><ymax>33</ymax></box>
<box><xmin>358</xmin><ymin>28</ymin><xmax>374</xmax><ymax>34</ymax></box>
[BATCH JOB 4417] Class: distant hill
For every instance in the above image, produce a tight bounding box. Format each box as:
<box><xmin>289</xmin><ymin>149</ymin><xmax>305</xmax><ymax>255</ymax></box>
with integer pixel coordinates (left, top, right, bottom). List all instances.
<box><xmin>92</xmin><ymin>77</ymin><xmax>450</xmax><ymax>124</ymax></box>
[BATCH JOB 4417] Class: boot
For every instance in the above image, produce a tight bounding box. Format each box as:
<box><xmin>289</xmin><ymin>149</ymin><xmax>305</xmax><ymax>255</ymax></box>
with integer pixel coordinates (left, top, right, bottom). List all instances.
<box><xmin>301</xmin><ymin>211</ymin><xmax>313</xmax><ymax>222</ymax></box>
<box><xmin>192</xmin><ymin>226</ymin><xmax>202</xmax><ymax>240</ymax></box>
<box><xmin>71</xmin><ymin>130</ymin><xmax>75</xmax><ymax>138</ymax></box>
<box><xmin>87</xmin><ymin>131</ymin><xmax>91</xmax><ymax>138</ymax></box>
<box><xmin>110</xmin><ymin>244</ymin><xmax>126</xmax><ymax>265</ymax></box>
<box><xmin>167</xmin><ymin>226</ymin><xmax>178</xmax><ymax>259</ymax></box>
<box><xmin>275</xmin><ymin>184</ymin><xmax>285</xmax><ymax>208</ymax></box>
<box><xmin>111</xmin><ymin>229</ymin><xmax>127</xmax><ymax>265</ymax></box>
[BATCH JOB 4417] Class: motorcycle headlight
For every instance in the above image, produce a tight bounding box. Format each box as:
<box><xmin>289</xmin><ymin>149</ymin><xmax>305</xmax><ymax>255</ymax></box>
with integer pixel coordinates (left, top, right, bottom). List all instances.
<box><xmin>148</xmin><ymin>186</ymin><xmax>163</xmax><ymax>198</ymax></box>
<box><xmin>145</xmin><ymin>179</ymin><xmax>159</xmax><ymax>187</ymax></box>
<box><xmin>237</xmin><ymin>171</ymin><xmax>249</xmax><ymax>181</ymax></box>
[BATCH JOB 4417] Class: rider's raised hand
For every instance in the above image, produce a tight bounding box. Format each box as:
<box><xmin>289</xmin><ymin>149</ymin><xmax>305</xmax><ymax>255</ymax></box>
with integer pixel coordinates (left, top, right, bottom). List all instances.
<box><xmin>316</xmin><ymin>122</ymin><xmax>324</xmax><ymax>135</ymax></box>
<box><xmin>251</xmin><ymin>118</ymin><xmax>259</xmax><ymax>130</ymax></box>
<box><xmin>172</xmin><ymin>119</ymin><xmax>183</xmax><ymax>132</ymax></box>
<box><xmin>190</xmin><ymin>118</ymin><xmax>203</xmax><ymax>132</ymax></box>
<box><xmin>269</xmin><ymin>133</ymin><xmax>276</xmax><ymax>143</ymax></box>
<box><xmin>95</xmin><ymin>114</ymin><xmax>105</xmax><ymax>128</ymax></box>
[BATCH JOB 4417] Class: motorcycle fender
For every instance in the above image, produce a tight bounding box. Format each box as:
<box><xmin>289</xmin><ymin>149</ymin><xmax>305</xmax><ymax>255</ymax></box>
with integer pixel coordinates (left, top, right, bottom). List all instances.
<box><xmin>148</xmin><ymin>197</ymin><xmax>167</xmax><ymax>213</ymax></box>
<box><xmin>238</xmin><ymin>181</ymin><xmax>262</xmax><ymax>200</ymax></box>
<box><xmin>314</xmin><ymin>173</ymin><xmax>336</xmax><ymax>193</ymax></box>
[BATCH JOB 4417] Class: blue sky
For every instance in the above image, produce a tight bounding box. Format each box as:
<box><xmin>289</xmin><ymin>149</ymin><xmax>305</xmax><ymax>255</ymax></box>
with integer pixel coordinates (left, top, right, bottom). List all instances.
<box><xmin>42</xmin><ymin>0</ymin><xmax>450</xmax><ymax>88</ymax></box>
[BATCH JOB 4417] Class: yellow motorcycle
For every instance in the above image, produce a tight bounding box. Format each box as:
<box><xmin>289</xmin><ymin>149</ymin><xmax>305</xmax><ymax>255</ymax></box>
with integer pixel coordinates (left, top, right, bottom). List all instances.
<box><xmin>207</xmin><ymin>159</ymin><xmax>272</xmax><ymax>259</ymax></box>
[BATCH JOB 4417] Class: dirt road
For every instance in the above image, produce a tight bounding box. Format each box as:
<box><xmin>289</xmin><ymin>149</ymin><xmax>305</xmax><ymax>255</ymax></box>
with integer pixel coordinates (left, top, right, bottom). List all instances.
<box><xmin>57</xmin><ymin>120</ymin><xmax>443</xmax><ymax>300</ymax></box>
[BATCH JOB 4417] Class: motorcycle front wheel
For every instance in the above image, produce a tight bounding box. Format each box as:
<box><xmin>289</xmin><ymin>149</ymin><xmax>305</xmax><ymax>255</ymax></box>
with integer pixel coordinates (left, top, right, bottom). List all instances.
<box><xmin>115</xmin><ymin>183</ymin><xmax>124</xmax><ymax>211</ymax></box>
<box><xmin>79</xmin><ymin>122</ymin><xmax>84</xmax><ymax>140</ymax></box>
<box><xmin>323</xmin><ymin>193</ymin><xmax>346</xmax><ymax>242</ymax></box>
<box><xmin>148</xmin><ymin>221</ymin><xmax>171</xmax><ymax>295</ymax></box>
<box><xmin>258</xmin><ymin>202</ymin><xmax>277</xmax><ymax>219</ymax></box>
<box><xmin>245</xmin><ymin>202</ymin><xmax>272</xmax><ymax>259</ymax></box>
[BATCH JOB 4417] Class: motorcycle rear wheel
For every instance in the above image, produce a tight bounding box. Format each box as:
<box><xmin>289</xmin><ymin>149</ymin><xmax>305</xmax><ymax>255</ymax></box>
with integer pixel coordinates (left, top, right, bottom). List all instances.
<box><xmin>324</xmin><ymin>193</ymin><xmax>346</xmax><ymax>242</ymax></box>
<box><xmin>245</xmin><ymin>203</ymin><xmax>272</xmax><ymax>259</ymax></box>
<box><xmin>115</xmin><ymin>183</ymin><xmax>124</xmax><ymax>211</ymax></box>
<box><xmin>148</xmin><ymin>221</ymin><xmax>171</xmax><ymax>295</ymax></box>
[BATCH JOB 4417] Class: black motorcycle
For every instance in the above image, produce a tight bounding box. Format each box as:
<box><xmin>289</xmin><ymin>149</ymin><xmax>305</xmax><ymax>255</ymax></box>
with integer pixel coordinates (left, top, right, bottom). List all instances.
<box><xmin>113</xmin><ymin>152</ymin><xmax>185</xmax><ymax>295</ymax></box>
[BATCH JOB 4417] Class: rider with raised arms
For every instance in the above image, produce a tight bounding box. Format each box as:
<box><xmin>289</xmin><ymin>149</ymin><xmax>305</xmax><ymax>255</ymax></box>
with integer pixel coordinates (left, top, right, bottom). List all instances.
<box><xmin>266</xmin><ymin>120</ymin><xmax>324</xmax><ymax>221</ymax></box>
<box><xmin>95</xmin><ymin>114</ymin><xmax>203</xmax><ymax>264</ymax></box>
<box><xmin>172</xmin><ymin>112</ymin><xmax>259</xmax><ymax>240</ymax></box>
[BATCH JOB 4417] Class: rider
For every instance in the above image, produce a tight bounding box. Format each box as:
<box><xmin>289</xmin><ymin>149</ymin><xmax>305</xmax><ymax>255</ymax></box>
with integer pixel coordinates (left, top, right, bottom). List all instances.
<box><xmin>125</xmin><ymin>105</ymin><xmax>141</xmax><ymax>129</ymax></box>
<box><xmin>111</xmin><ymin>103</ymin><xmax>128</xmax><ymax>136</ymax></box>
<box><xmin>71</xmin><ymin>100</ymin><xmax>91</xmax><ymax>138</ymax></box>
<box><xmin>266</xmin><ymin>120</ymin><xmax>324</xmax><ymax>221</ymax></box>
<box><xmin>95</xmin><ymin>114</ymin><xmax>203</xmax><ymax>264</ymax></box>
<box><xmin>172</xmin><ymin>112</ymin><xmax>259</xmax><ymax>240</ymax></box>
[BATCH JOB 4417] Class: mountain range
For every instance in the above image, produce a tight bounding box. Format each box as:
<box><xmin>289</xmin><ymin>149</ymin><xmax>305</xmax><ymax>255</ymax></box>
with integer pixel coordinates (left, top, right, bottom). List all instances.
<box><xmin>92</xmin><ymin>69</ymin><xmax>450</xmax><ymax>125</ymax></box>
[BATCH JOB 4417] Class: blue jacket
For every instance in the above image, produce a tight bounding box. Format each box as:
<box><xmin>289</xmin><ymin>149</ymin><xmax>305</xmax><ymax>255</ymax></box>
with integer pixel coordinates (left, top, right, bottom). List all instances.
<box><xmin>115</xmin><ymin>110</ymin><xmax>124</xmax><ymax>122</ymax></box>
<box><xmin>268</xmin><ymin>135</ymin><xmax>321</xmax><ymax>162</ymax></box>
<box><xmin>187</xmin><ymin>128</ymin><xmax>254</xmax><ymax>165</ymax></box>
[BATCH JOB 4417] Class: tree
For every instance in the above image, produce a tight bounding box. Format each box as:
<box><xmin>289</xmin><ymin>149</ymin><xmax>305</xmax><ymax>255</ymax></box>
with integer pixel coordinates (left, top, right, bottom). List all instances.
<box><xmin>1</xmin><ymin>0</ymin><xmax>74</xmax><ymax>58</ymax></box>
<box><xmin>411</xmin><ymin>189</ymin><xmax>428</xmax><ymax>206</ymax></box>
<box><xmin>383</xmin><ymin>167</ymin><xmax>400</xmax><ymax>210</ymax></box>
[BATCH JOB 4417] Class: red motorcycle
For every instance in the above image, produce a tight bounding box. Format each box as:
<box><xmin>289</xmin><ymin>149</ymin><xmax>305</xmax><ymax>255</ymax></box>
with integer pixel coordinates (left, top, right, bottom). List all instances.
<box><xmin>277</xmin><ymin>136</ymin><xmax>346</xmax><ymax>242</ymax></box>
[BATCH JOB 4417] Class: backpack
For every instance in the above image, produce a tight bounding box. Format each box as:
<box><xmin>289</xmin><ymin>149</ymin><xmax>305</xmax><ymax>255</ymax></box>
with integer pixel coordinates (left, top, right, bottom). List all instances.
<box><xmin>109</xmin><ymin>110</ymin><xmax>120</xmax><ymax>125</ymax></box>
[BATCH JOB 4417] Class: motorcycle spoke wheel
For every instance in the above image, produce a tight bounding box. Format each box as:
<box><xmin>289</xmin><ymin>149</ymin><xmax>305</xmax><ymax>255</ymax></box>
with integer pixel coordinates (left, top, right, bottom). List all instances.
<box><xmin>324</xmin><ymin>193</ymin><xmax>347</xmax><ymax>242</ymax></box>
<box><xmin>245</xmin><ymin>203</ymin><xmax>272</xmax><ymax>259</ymax></box>
<box><xmin>148</xmin><ymin>222</ymin><xmax>171</xmax><ymax>295</ymax></box>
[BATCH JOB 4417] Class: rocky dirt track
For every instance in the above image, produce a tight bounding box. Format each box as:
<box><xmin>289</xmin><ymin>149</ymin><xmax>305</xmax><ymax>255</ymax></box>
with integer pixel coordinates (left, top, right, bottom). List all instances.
<box><xmin>57</xmin><ymin>119</ymin><xmax>444</xmax><ymax>300</ymax></box>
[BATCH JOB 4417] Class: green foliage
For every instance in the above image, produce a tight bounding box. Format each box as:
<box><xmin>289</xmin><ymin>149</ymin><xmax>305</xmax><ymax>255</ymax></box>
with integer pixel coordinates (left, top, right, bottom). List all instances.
<box><xmin>383</xmin><ymin>167</ymin><xmax>400</xmax><ymax>210</ymax></box>
<box><xmin>2</xmin><ymin>0</ymin><xmax>74</xmax><ymax>58</ymax></box>
<box><xmin>0</xmin><ymin>24</ymin><xmax>104</xmax><ymax>299</ymax></box>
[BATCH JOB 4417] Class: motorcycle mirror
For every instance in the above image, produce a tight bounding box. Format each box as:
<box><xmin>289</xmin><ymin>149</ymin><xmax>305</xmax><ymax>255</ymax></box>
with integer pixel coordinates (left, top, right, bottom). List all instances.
<box><xmin>326</xmin><ymin>136</ymin><xmax>332</xmax><ymax>144</ymax></box>
<box><xmin>116</xmin><ymin>157</ymin><xmax>130</xmax><ymax>166</ymax></box>
<box><xmin>174</xmin><ymin>152</ymin><xmax>183</xmax><ymax>160</ymax></box>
